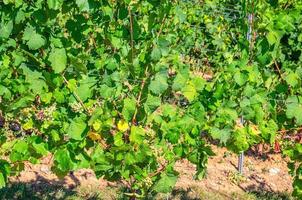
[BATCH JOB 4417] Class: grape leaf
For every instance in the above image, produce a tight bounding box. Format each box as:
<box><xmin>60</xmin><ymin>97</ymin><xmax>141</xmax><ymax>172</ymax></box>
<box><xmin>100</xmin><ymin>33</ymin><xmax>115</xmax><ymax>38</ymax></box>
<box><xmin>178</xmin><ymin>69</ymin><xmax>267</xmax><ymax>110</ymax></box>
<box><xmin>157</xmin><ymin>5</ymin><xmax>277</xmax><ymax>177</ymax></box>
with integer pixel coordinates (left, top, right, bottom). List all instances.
<box><xmin>27</xmin><ymin>33</ymin><xmax>45</xmax><ymax>50</ymax></box>
<box><xmin>54</xmin><ymin>149</ymin><xmax>74</xmax><ymax>172</ymax></box>
<box><xmin>210</xmin><ymin>128</ymin><xmax>231</xmax><ymax>145</ymax></box>
<box><xmin>23</xmin><ymin>25</ymin><xmax>45</xmax><ymax>50</ymax></box>
<box><xmin>152</xmin><ymin>173</ymin><xmax>177</xmax><ymax>193</ymax></box>
<box><xmin>0</xmin><ymin>20</ymin><xmax>13</xmax><ymax>39</ymax></box>
<box><xmin>47</xmin><ymin>0</ymin><xmax>63</xmax><ymax>10</ymax></box>
<box><xmin>67</xmin><ymin>117</ymin><xmax>87</xmax><ymax>140</ymax></box>
<box><xmin>149</xmin><ymin>73</ymin><xmax>168</xmax><ymax>95</ymax></box>
<box><xmin>151</xmin><ymin>47</ymin><xmax>161</xmax><ymax>61</ymax></box>
<box><xmin>172</xmin><ymin>73</ymin><xmax>188</xmax><ymax>91</ymax></box>
<box><xmin>122</xmin><ymin>98</ymin><xmax>136</xmax><ymax>122</ymax></box>
<box><xmin>129</xmin><ymin>126</ymin><xmax>145</xmax><ymax>144</ymax></box>
<box><xmin>182</xmin><ymin>82</ymin><xmax>197</xmax><ymax>102</ymax></box>
<box><xmin>234</xmin><ymin>71</ymin><xmax>248</xmax><ymax>86</ymax></box>
<box><xmin>0</xmin><ymin>173</ymin><xmax>5</xmax><ymax>189</ymax></box>
<box><xmin>48</xmin><ymin>48</ymin><xmax>67</xmax><ymax>73</ymax></box>
<box><xmin>285</xmin><ymin>71</ymin><xmax>299</xmax><ymax>87</ymax></box>
<box><xmin>0</xmin><ymin>160</ymin><xmax>10</xmax><ymax>189</ymax></box>
<box><xmin>76</xmin><ymin>0</ymin><xmax>89</xmax><ymax>11</ymax></box>
<box><xmin>286</xmin><ymin>102</ymin><xmax>302</xmax><ymax>125</ymax></box>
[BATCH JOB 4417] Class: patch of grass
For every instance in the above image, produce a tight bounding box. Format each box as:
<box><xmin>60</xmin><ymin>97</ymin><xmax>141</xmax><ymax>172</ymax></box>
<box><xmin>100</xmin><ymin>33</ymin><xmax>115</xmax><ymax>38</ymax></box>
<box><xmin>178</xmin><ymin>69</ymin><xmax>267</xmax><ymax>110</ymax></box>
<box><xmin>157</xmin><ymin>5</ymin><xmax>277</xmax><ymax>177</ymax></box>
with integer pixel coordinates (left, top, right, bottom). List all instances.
<box><xmin>248</xmin><ymin>190</ymin><xmax>295</xmax><ymax>200</ymax></box>
<box><xmin>227</xmin><ymin>171</ymin><xmax>247</xmax><ymax>185</ymax></box>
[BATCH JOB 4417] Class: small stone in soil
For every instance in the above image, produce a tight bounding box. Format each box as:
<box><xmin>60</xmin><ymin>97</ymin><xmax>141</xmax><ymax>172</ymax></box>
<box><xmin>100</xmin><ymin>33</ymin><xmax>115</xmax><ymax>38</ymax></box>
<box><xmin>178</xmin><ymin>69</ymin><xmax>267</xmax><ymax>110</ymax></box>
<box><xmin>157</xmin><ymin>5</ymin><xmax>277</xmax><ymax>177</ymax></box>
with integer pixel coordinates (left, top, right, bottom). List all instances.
<box><xmin>269</xmin><ymin>167</ymin><xmax>280</xmax><ymax>175</ymax></box>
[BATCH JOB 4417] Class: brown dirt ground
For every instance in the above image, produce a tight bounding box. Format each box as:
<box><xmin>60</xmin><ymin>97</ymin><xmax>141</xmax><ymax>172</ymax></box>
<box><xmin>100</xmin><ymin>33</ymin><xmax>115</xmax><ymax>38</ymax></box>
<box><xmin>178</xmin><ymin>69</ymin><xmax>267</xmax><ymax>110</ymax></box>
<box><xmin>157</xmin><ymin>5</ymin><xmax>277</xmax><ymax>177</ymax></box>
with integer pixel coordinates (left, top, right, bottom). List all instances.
<box><xmin>7</xmin><ymin>145</ymin><xmax>293</xmax><ymax>199</ymax></box>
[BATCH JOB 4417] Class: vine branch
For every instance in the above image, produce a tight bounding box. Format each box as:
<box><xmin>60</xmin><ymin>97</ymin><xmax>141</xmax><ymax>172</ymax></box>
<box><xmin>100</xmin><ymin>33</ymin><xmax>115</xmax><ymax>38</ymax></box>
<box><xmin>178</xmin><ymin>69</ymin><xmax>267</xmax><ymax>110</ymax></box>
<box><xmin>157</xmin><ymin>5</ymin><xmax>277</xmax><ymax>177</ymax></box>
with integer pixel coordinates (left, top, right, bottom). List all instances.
<box><xmin>131</xmin><ymin>66</ymin><xmax>149</xmax><ymax>125</ymax></box>
<box><xmin>157</xmin><ymin>15</ymin><xmax>167</xmax><ymax>39</ymax></box>
<box><xmin>273</xmin><ymin>60</ymin><xmax>284</xmax><ymax>80</ymax></box>
<box><xmin>128</xmin><ymin>6</ymin><xmax>134</xmax><ymax>63</ymax></box>
<box><xmin>61</xmin><ymin>74</ymin><xmax>89</xmax><ymax>114</ymax></box>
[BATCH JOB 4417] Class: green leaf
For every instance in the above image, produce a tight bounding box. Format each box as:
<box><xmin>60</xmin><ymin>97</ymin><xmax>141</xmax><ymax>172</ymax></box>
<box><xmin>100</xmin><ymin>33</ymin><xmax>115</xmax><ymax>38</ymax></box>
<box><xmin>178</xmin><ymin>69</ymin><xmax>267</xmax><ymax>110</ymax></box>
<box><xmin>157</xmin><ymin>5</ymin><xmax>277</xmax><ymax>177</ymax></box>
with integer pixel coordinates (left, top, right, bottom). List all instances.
<box><xmin>0</xmin><ymin>160</ymin><xmax>10</xmax><ymax>189</ymax></box>
<box><xmin>122</xmin><ymin>98</ymin><xmax>136</xmax><ymax>122</ymax></box>
<box><xmin>151</xmin><ymin>47</ymin><xmax>161</xmax><ymax>61</ymax></box>
<box><xmin>149</xmin><ymin>73</ymin><xmax>168</xmax><ymax>95</ymax></box>
<box><xmin>144</xmin><ymin>94</ymin><xmax>161</xmax><ymax>113</ymax></box>
<box><xmin>0</xmin><ymin>85</ymin><xmax>12</xmax><ymax>99</ymax></box>
<box><xmin>175</xmin><ymin>6</ymin><xmax>187</xmax><ymax>23</ymax></box>
<box><xmin>286</xmin><ymin>102</ymin><xmax>302</xmax><ymax>125</ymax></box>
<box><xmin>75</xmin><ymin>76</ymin><xmax>97</xmax><ymax>101</ymax></box>
<box><xmin>13</xmin><ymin>140</ymin><xmax>29</xmax><ymax>153</ymax></box>
<box><xmin>182</xmin><ymin>82</ymin><xmax>197</xmax><ymax>102</ymax></box>
<box><xmin>125</xmin><ymin>152</ymin><xmax>137</xmax><ymax>165</ymax></box>
<box><xmin>54</xmin><ymin>149</ymin><xmax>74</xmax><ymax>172</ymax></box>
<box><xmin>48</xmin><ymin>48</ymin><xmax>67</xmax><ymax>73</ymax></box>
<box><xmin>9</xmin><ymin>95</ymin><xmax>35</xmax><ymax>111</ymax></box>
<box><xmin>266</xmin><ymin>31</ymin><xmax>281</xmax><ymax>45</ymax></box>
<box><xmin>191</xmin><ymin>76</ymin><xmax>206</xmax><ymax>91</ymax></box>
<box><xmin>0</xmin><ymin>173</ymin><xmax>5</xmax><ymax>189</ymax></box>
<box><xmin>67</xmin><ymin>117</ymin><xmax>87</xmax><ymax>140</ymax></box>
<box><xmin>76</xmin><ymin>0</ymin><xmax>89</xmax><ymax>11</ymax></box>
<box><xmin>129</xmin><ymin>126</ymin><xmax>145</xmax><ymax>144</ymax></box>
<box><xmin>210</xmin><ymin>128</ymin><xmax>231</xmax><ymax>145</ymax></box>
<box><xmin>27</xmin><ymin>33</ymin><xmax>45</xmax><ymax>50</ymax></box>
<box><xmin>10</xmin><ymin>140</ymin><xmax>30</xmax><ymax>162</ymax></box>
<box><xmin>259</xmin><ymin>120</ymin><xmax>278</xmax><ymax>144</ymax></box>
<box><xmin>31</xmin><ymin>137</ymin><xmax>48</xmax><ymax>155</ymax></box>
<box><xmin>152</xmin><ymin>173</ymin><xmax>177</xmax><ymax>193</ymax></box>
<box><xmin>172</xmin><ymin>73</ymin><xmax>188</xmax><ymax>91</ymax></box>
<box><xmin>21</xmin><ymin>65</ymin><xmax>48</xmax><ymax>93</ymax></box>
<box><xmin>114</xmin><ymin>132</ymin><xmax>124</xmax><ymax>146</ymax></box>
<box><xmin>230</xmin><ymin>128</ymin><xmax>250</xmax><ymax>153</ymax></box>
<box><xmin>23</xmin><ymin>25</ymin><xmax>45</xmax><ymax>50</ymax></box>
<box><xmin>47</xmin><ymin>0</ymin><xmax>63</xmax><ymax>10</ymax></box>
<box><xmin>234</xmin><ymin>71</ymin><xmax>248</xmax><ymax>86</ymax></box>
<box><xmin>0</xmin><ymin>20</ymin><xmax>13</xmax><ymax>39</ymax></box>
<box><xmin>285</xmin><ymin>71</ymin><xmax>299</xmax><ymax>87</ymax></box>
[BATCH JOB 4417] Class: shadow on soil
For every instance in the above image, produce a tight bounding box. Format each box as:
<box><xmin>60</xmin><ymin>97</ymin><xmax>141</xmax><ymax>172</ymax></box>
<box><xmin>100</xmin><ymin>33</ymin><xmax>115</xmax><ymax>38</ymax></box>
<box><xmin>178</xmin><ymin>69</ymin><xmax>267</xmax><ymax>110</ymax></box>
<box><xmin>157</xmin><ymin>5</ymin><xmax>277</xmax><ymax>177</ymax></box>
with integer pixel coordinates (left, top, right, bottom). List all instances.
<box><xmin>0</xmin><ymin>175</ymin><xmax>295</xmax><ymax>200</ymax></box>
<box><xmin>0</xmin><ymin>172</ymin><xmax>101</xmax><ymax>200</ymax></box>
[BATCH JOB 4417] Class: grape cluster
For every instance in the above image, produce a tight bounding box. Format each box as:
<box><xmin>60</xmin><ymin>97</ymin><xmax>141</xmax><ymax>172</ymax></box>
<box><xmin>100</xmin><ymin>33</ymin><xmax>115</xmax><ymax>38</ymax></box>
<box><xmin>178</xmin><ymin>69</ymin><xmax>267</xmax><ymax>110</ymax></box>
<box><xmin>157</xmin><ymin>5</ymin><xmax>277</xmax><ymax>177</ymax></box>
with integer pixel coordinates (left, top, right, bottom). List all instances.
<box><xmin>9</xmin><ymin>121</ymin><xmax>21</xmax><ymax>132</ymax></box>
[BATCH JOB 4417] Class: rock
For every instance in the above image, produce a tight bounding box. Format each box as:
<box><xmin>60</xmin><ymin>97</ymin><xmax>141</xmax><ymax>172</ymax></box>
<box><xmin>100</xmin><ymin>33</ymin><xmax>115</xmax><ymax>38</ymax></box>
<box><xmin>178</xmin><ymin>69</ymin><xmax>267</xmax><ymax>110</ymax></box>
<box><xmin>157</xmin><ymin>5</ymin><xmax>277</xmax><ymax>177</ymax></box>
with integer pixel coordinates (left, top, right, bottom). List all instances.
<box><xmin>269</xmin><ymin>168</ymin><xmax>280</xmax><ymax>175</ymax></box>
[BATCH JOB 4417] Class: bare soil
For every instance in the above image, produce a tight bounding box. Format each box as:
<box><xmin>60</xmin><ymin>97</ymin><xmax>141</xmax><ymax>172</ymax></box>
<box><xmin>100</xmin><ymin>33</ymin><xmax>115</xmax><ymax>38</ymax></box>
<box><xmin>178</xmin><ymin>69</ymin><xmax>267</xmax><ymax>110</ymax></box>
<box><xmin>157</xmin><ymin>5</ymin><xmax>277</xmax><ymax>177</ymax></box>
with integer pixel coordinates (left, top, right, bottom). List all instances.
<box><xmin>174</xmin><ymin>145</ymin><xmax>292</xmax><ymax>199</ymax></box>
<box><xmin>7</xmin><ymin>145</ymin><xmax>293</xmax><ymax>199</ymax></box>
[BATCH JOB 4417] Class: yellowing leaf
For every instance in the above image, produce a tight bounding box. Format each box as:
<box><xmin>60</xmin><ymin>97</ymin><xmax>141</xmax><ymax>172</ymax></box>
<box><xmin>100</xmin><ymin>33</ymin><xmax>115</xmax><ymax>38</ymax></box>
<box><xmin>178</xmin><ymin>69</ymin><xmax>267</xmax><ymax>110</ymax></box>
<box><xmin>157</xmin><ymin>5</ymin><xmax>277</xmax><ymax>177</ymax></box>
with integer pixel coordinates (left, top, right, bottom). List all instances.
<box><xmin>23</xmin><ymin>119</ymin><xmax>33</xmax><ymax>130</ymax></box>
<box><xmin>182</xmin><ymin>82</ymin><xmax>197</xmax><ymax>102</ymax></box>
<box><xmin>88</xmin><ymin>131</ymin><xmax>101</xmax><ymax>141</ymax></box>
<box><xmin>249</xmin><ymin>124</ymin><xmax>260</xmax><ymax>135</ymax></box>
<box><xmin>117</xmin><ymin>120</ymin><xmax>129</xmax><ymax>132</ymax></box>
<box><xmin>92</xmin><ymin>120</ymin><xmax>101</xmax><ymax>131</ymax></box>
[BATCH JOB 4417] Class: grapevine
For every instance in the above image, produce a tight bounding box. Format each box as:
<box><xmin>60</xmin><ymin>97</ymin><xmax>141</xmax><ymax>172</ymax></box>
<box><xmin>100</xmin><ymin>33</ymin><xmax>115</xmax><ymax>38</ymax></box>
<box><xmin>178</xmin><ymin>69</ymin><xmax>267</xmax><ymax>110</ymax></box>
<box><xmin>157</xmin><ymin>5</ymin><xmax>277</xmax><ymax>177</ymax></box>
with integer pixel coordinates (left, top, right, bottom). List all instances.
<box><xmin>0</xmin><ymin>0</ymin><xmax>302</xmax><ymax>198</ymax></box>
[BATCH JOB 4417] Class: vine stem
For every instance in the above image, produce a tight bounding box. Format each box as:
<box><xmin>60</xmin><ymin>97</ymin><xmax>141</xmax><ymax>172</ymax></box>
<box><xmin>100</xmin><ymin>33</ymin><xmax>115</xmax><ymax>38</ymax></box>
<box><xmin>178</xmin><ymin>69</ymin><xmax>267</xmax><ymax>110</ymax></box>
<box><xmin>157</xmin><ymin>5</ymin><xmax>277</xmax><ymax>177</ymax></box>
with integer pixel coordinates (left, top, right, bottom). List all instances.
<box><xmin>61</xmin><ymin>74</ymin><xmax>89</xmax><ymax>114</ymax></box>
<box><xmin>20</xmin><ymin>49</ymin><xmax>46</xmax><ymax>68</ymax></box>
<box><xmin>128</xmin><ymin>6</ymin><xmax>134</xmax><ymax>63</ymax></box>
<box><xmin>148</xmin><ymin>163</ymin><xmax>167</xmax><ymax>178</ymax></box>
<box><xmin>273</xmin><ymin>60</ymin><xmax>284</xmax><ymax>80</ymax></box>
<box><xmin>131</xmin><ymin>66</ymin><xmax>149</xmax><ymax>125</ymax></box>
<box><xmin>130</xmin><ymin>10</ymin><xmax>168</xmax><ymax>125</ymax></box>
<box><xmin>157</xmin><ymin>15</ymin><xmax>167</xmax><ymax>39</ymax></box>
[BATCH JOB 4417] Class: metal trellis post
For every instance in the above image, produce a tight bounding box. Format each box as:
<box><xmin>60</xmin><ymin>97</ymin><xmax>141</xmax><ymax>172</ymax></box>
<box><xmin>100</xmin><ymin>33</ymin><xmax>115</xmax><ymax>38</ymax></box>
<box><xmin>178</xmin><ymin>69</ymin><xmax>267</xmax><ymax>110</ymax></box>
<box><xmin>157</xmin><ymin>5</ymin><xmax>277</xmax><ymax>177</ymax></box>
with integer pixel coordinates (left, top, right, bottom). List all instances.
<box><xmin>238</xmin><ymin>116</ymin><xmax>245</xmax><ymax>174</ymax></box>
<box><xmin>238</xmin><ymin>0</ymin><xmax>254</xmax><ymax>175</ymax></box>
